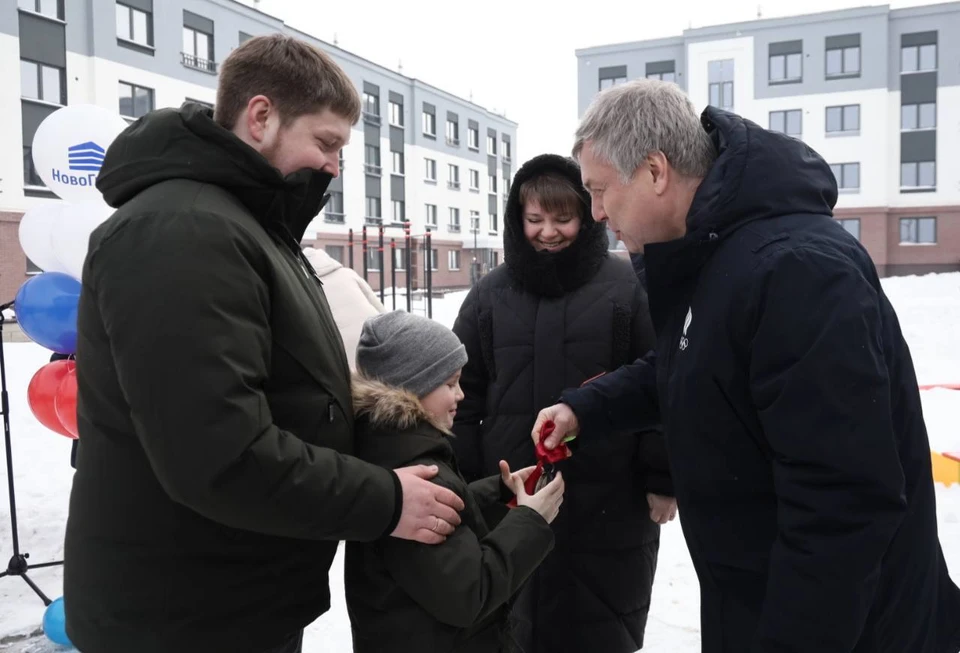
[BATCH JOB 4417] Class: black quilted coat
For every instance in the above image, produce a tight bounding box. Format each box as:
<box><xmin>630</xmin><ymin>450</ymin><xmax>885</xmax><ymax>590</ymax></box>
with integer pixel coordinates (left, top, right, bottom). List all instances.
<box><xmin>451</xmin><ymin>154</ymin><xmax>672</xmax><ymax>653</ymax></box>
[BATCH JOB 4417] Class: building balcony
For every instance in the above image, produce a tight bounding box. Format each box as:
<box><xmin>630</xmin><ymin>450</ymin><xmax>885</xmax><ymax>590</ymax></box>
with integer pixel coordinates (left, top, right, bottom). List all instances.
<box><xmin>180</xmin><ymin>52</ymin><xmax>217</xmax><ymax>74</ymax></box>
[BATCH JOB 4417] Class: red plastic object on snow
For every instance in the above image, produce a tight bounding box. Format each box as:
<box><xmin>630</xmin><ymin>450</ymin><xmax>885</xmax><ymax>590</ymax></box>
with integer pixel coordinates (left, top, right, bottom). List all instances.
<box><xmin>507</xmin><ymin>421</ymin><xmax>571</xmax><ymax>508</ymax></box>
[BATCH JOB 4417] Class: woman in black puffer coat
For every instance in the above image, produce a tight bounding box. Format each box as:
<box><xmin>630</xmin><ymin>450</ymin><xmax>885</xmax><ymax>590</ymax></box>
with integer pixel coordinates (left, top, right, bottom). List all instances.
<box><xmin>451</xmin><ymin>154</ymin><xmax>674</xmax><ymax>653</ymax></box>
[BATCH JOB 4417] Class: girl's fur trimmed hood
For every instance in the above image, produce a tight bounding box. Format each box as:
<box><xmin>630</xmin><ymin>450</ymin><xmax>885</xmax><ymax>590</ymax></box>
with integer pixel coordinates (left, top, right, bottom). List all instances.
<box><xmin>351</xmin><ymin>375</ymin><xmax>452</xmax><ymax>435</ymax></box>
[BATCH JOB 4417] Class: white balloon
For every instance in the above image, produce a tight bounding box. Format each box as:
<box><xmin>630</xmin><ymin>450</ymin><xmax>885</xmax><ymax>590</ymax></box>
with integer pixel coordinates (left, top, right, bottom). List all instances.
<box><xmin>50</xmin><ymin>201</ymin><xmax>114</xmax><ymax>281</ymax></box>
<box><xmin>18</xmin><ymin>203</ymin><xmax>71</xmax><ymax>274</ymax></box>
<box><xmin>31</xmin><ymin>104</ymin><xmax>130</xmax><ymax>203</ymax></box>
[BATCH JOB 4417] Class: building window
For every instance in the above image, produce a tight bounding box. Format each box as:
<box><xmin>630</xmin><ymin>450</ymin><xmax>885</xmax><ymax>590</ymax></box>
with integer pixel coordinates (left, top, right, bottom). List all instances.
<box><xmin>900</xmin><ymin>161</ymin><xmax>936</xmax><ymax>190</ymax></box>
<box><xmin>469</xmin><ymin>169</ymin><xmax>480</xmax><ymax>191</ymax></box>
<box><xmin>363</xmin><ymin>91</ymin><xmax>380</xmax><ymax>122</ymax></box>
<box><xmin>468</xmin><ymin>126</ymin><xmax>479</xmax><ymax>150</ymax></box>
<box><xmin>182</xmin><ymin>22</ymin><xmax>216</xmax><ymax>73</ymax></box>
<box><xmin>826</xmin><ymin>45</ymin><xmax>859</xmax><ymax>77</ymax></box>
<box><xmin>489</xmin><ymin>175</ymin><xmax>498</xmax><ymax>193</ymax></box>
<box><xmin>118</xmin><ymin>82</ymin><xmax>154</xmax><ymax>119</ymax></box>
<box><xmin>363</xmin><ymin>92</ymin><xmax>380</xmax><ymax>116</ymax></box>
<box><xmin>825</xmin><ymin>104</ymin><xmax>860</xmax><ymax>134</ymax></box>
<box><xmin>364</xmin><ymin>145</ymin><xmax>381</xmax><ymax>176</ymax></box>
<box><xmin>26</xmin><ymin>257</ymin><xmax>43</xmax><ymax>275</ymax></box>
<box><xmin>487</xmin><ymin>135</ymin><xmax>497</xmax><ymax>155</ymax></box>
<box><xmin>19</xmin><ymin>0</ymin><xmax>63</xmax><ymax>19</ymax></box>
<box><xmin>425</xmin><ymin>204</ymin><xmax>437</xmax><ymax>227</ymax></box>
<box><xmin>392</xmin><ymin>200</ymin><xmax>405</xmax><ymax>224</ymax></box>
<box><xmin>837</xmin><ymin>218</ymin><xmax>860</xmax><ymax>241</ymax></box>
<box><xmin>365</xmin><ymin>196</ymin><xmax>381</xmax><ymax>223</ymax></box>
<box><xmin>446</xmin><ymin>120</ymin><xmax>459</xmax><ymax>146</ymax></box>
<box><xmin>899</xmin><ymin>217</ymin><xmax>936</xmax><ymax>244</ymax></box>
<box><xmin>20</xmin><ymin>60</ymin><xmax>63</xmax><ymax>105</ymax></box>
<box><xmin>448</xmin><ymin>250</ymin><xmax>461</xmax><ymax>271</ymax></box>
<box><xmin>430</xmin><ymin>248</ymin><xmax>439</xmax><ymax>271</ymax></box>
<box><xmin>489</xmin><ymin>212</ymin><xmax>499</xmax><ymax>233</ymax></box>
<box><xmin>599</xmin><ymin>75</ymin><xmax>627</xmax><ymax>90</ymax></box>
<box><xmin>901</xmin><ymin>103</ymin><xmax>936</xmax><ymax>131</ymax></box>
<box><xmin>448</xmin><ymin>164</ymin><xmax>460</xmax><ymax>190</ymax></box>
<box><xmin>449</xmin><ymin>207</ymin><xmax>461</xmax><ymax>231</ymax></box>
<box><xmin>424</xmin><ymin>158</ymin><xmax>437</xmax><ymax>182</ymax></box>
<box><xmin>324</xmin><ymin>245</ymin><xmax>344</xmax><ymax>264</ymax></box>
<box><xmin>393</xmin><ymin>247</ymin><xmax>406</xmax><ymax>270</ymax></box>
<box><xmin>325</xmin><ymin>191</ymin><xmax>344</xmax><ymax>223</ymax></box>
<box><xmin>502</xmin><ymin>139</ymin><xmax>511</xmax><ymax>160</ymax></box>
<box><xmin>422</xmin><ymin>111</ymin><xmax>436</xmax><ymax>136</ymax></box>
<box><xmin>708</xmin><ymin>59</ymin><xmax>734</xmax><ymax>110</ymax></box>
<box><xmin>365</xmin><ymin>248</ymin><xmax>380</xmax><ymax>271</ymax></box>
<box><xmin>769</xmin><ymin>49</ymin><xmax>802</xmax><ymax>84</ymax></box>
<box><xmin>116</xmin><ymin>2</ymin><xmax>152</xmax><ymax>47</ymax></box>
<box><xmin>830</xmin><ymin>163</ymin><xmax>860</xmax><ymax>191</ymax></box>
<box><xmin>769</xmin><ymin>109</ymin><xmax>802</xmax><ymax>137</ymax></box>
<box><xmin>391</xmin><ymin>151</ymin><xmax>404</xmax><ymax>175</ymax></box>
<box><xmin>22</xmin><ymin>146</ymin><xmax>44</xmax><ymax>187</ymax></box>
<box><xmin>389</xmin><ymin>100</ymin><xmax>403</xmax><ymax>127</ymax></box>
<box><xmin>598</xmin><ymin>66</ymin><xmax>627</xmax><ymax>90</ymax></box>
<box><xmin>647</xmin><ymin>71</ymin><xmax>676</xmax><ymax>82</ymax></box>
<box><xmin>470</xmin><ymin>210</ymin><xmax>480</xmax><ymax>233</ymax></box>
<box><xmin>901</xmin><ymin>43</ymin><xmax>937</xmax><ymax>73</ymax></box>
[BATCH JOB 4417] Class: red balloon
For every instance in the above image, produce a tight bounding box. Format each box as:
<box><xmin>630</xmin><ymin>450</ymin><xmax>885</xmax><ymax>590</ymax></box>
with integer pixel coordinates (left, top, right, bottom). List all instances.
<box><xmin>27</xmin><ymin>360</ymin><xmax>76</xmax><ymax>439</ymax></box>
<box><xmin>55</xmin><ymin>367</ymin><xmax>79</xmax><ymax>439</ymax></box>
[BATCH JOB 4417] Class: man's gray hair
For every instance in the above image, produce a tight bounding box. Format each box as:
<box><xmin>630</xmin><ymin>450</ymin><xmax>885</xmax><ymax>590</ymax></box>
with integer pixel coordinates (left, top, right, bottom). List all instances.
<box><xmin>573</xmin><ymin>79</ymin><xmax>717</xmax><ymax>182</ymax></box>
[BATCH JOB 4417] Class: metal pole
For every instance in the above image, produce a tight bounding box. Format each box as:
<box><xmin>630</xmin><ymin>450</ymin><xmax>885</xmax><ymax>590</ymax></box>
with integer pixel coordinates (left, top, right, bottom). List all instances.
<box><xmin>348</xmin><ymin>228</ymin><xmax>354</xmax><ymax>270</ymax></box>
<box><xmin>362</xmin><ymin>225</ymin><xmax>368</xmax><ymax>281</ymax></box>
<box><xmin>425</xmin><ymin>231</ymin><xmax>433</xmax><ymax>319</ymax></box>
<box><xmin>473</xmin><ymin>219</ymin><xmax>479</xmax><ymax>285</ymax></box>
<box><xmin>378</xmin><ymin>225</ymin><xmax>385</xmax><ymax>304</ymax></box>
<box><xmin>390</xmin><ymin>239</ymin><xmax>397</xmax><ymax>311</ymax></box>
<box><xmin>404</xmin><ymin>223</ymin><xmax>412</xmax><ymax>312</ymax></box>
<box><xmin>0</xmin><ymin>304</ymin><xmax>61</xmax><ymax>606</ymax></box>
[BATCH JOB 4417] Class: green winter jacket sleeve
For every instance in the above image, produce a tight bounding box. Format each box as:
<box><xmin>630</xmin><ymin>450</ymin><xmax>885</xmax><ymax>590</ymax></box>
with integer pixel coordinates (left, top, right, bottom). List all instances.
<box><xmin>85</xmin><ymin>210</ymin><xmax>399</xmax><ymax>541</ymax></box>
<box><xmin>380</xmin><ymin>472</ymin><xmax>554</xmax><ymax>628</ymax></box>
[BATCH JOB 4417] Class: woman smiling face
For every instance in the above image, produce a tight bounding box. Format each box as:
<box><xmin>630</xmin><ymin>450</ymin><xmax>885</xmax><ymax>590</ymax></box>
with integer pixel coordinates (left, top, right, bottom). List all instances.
<box><xmin>522</xmin><ymin>199</ymin><xmax>581</xmax><ymax>252</ymax></box>
<box><xmin>519</xmin><ymin>174</ymin><xmax>585</xmax><ymax>253</ymax></box>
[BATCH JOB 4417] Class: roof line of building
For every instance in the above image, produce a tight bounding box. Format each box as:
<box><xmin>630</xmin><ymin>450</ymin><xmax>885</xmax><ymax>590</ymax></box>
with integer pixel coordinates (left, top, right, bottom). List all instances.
<box><xmin>576</xmin><ymin>2</ymin><xmax>960</xmax><ymax>56</ymax></box>
<box><xmin>226</xmin><ymin>0</ymin><xmax>515</xmax><ymax>126</ymax></box>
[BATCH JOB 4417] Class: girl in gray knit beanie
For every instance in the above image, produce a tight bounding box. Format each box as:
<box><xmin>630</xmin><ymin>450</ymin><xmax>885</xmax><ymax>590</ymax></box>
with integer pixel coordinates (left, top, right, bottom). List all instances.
<box><xmin>346</xmin><ymin>310</ymin><xmax>565</xmax><ymax>653</ymax></box>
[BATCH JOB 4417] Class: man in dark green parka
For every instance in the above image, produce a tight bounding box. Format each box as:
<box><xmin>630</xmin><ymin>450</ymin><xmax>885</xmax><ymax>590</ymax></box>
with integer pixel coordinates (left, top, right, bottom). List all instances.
<box><xmin>63</xmin><ymin>34</ymin><xmax>464</xmax><ymax>653</ymax></box>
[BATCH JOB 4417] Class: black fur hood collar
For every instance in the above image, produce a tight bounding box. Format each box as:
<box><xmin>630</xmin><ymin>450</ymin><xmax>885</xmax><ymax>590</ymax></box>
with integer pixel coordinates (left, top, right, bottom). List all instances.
<box><xmin>503</xmin><ymin>154</ymin><xmax>609</xmax><ymax>298</ymax></box>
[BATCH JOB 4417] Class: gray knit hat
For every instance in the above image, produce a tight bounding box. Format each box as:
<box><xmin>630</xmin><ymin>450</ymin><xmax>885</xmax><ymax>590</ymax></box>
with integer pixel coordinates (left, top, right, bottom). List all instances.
<box><xmin>356</xmin><ymin>311</ymin><xmax>468</xmax><ymax>397</ymax></box>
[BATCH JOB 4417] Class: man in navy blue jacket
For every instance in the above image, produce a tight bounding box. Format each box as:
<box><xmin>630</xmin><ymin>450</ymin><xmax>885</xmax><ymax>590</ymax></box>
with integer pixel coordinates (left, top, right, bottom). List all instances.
<box><xmin>534</xmin><ymin>79</ymin><xmax>960</xmax><ymax>653</ymax></box>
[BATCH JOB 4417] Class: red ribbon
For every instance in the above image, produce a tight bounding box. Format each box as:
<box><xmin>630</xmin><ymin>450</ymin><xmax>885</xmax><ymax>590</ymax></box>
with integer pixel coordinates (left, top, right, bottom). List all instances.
<box><xmin>507</xmin><ymin>421</ymin><xmax>570</xmax><ymax>507</ymax></box>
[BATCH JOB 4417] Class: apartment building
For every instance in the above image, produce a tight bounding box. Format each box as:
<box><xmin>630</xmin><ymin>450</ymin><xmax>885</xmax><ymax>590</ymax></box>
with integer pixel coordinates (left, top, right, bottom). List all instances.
<box><xmin>576</xmin><ymin>2</ymin><xmax>960</xmax><ymax>276</ymax></box>
<box><xmin>0</xmin><ymin>0</ymin><xmax>516</xmax><ymax>301</ymax></box>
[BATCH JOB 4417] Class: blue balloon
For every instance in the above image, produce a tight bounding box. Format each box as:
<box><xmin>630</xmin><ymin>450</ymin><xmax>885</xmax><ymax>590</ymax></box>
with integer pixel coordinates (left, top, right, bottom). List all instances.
<box><xmin>42</xmin><ymin>596</ymin><xmax>73</xmax><ymax>647</ymax></box>
<box><xmin>14</xmin><ymin>272</ymin><xmax>81</xmax><ymax>354</ymax></box>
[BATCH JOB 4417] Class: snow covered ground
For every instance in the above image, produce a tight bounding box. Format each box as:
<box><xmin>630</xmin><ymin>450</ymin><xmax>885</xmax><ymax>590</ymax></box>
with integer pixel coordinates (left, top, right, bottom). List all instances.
<box><xmin>1</xmin><ymin>272</ymin><xmax>959</xmax><ymax>652</ymax></box>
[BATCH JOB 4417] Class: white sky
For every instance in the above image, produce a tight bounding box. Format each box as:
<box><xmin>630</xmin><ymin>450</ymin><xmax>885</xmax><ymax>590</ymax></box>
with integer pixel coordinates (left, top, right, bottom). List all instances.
<box><xmin>246</xmin><ymin>0</ymin><xmax>940</xmax><ymax>164</ymax></box>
